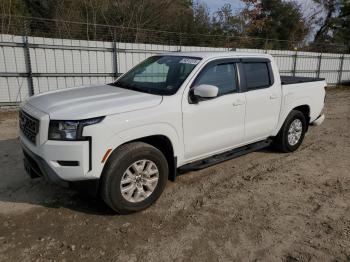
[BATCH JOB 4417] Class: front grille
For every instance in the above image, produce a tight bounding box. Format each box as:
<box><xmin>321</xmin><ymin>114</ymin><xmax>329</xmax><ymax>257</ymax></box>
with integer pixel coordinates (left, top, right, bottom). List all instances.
<box><xmin>19</xmin><ymin>110</ymin><xmax>40</xmax><ymax>144</ymax></box>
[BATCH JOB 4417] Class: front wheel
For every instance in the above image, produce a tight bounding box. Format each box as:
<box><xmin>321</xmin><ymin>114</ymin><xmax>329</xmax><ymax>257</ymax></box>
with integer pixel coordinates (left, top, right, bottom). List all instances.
<box><xmin>274</xmin><ymin>110</ymin><xmax>307</xmax><ymax>153</ymax></box>
<box><xmin>100</xmin><ymin>142</ymin><xmax>168</xmax><ymax>214</ymax></box>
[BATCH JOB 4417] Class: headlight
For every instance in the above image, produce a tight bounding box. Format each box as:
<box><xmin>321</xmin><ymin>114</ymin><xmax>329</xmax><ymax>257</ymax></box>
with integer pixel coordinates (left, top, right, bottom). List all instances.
<box><xmin>48</xmin><ymin>116</ymin><xmax>104</xmax><ymax>141</ymax></box>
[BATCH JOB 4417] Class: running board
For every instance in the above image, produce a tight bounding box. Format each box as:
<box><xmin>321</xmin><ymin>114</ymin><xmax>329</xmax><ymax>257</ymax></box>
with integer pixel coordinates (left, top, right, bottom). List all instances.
<box><xmin>178</xmin><ymin>139</ymin><xmax>273</xmax><ymax>174</ymax></box>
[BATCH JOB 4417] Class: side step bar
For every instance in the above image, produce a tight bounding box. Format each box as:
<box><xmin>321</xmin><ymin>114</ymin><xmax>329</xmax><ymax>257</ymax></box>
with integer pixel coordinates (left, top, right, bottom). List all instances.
<box><xmin>178</xmin><ymin>139</ymin><xmax>273</xmax><ymax>174</ymax></box>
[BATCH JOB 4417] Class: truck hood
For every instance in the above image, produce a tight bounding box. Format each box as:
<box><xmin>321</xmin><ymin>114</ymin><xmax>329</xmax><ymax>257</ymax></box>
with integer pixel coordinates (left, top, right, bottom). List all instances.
<box><xmin>26</xmin><ymin>84</ymin><xmax>163</xmax><ymax>119</ymax></box>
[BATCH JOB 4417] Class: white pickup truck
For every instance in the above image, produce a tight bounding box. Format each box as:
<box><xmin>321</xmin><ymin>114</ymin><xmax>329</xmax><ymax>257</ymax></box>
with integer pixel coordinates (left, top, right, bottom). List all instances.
<box><xmin>19</xmin><ymin>52</ymin><xmax>326</xmax><ymax>214</ymax></box>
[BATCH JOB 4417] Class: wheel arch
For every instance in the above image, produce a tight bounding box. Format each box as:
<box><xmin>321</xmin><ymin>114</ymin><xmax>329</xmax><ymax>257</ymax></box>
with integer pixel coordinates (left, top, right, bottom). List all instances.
<box><xmin>293</xmin><ymin>105</ymin><xmax>310</xmax><ymax>131</ymax></box>
<box><xmin>102</xmin><ymin>132</ymin><xmax>178</xmax><ymax>182</ymax></box>
<box><xmin>123</xmin><ymin>135</ymin><xmax>177</xmax><ymax>181</ymax></box>
<box><xmin>274</xmin><ymin>99</ymin><xmax>312</xmax><ymax>136</ymax></box>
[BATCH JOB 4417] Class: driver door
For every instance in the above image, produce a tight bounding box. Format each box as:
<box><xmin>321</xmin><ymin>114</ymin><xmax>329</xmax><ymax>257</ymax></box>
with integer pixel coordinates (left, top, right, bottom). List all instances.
<box><xmin>182</xmin><ymin>60</ymin><xmax>246</xmax><ymax>161</ymax></box>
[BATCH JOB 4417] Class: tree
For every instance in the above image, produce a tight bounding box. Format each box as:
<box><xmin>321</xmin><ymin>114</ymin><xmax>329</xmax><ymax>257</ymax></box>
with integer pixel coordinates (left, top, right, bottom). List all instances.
<box><xmin>312</xmin><ymin>0</ymin><xmax>340</xmax><ymax>43</ymax></box>
<box><xmin>0</xmin><ymin>0</ymin><xmax>317</xmax><ymax>50</ymax></box>
<box><xmin>309</xmin><ymin>0</ymin><xmax>349</xmax><ymax>52</ymax></box>
<box><xmin>212</xmin><ymin>4</ymin><xmax>242</xmax><ymax>35</ymax></box>
<box><xmin>100</xmin><ymin>0</ymin><xmax>194</xmax><ymax>43</ymax></box>
<box><xmin>333</xmin><ymin>0</ymin><xmax>350</xmax><ymax>50</ymax></box>
<box><xmin>241</xmin><ymin>0</ymin><xmax>309</xmax><ymax>49</ymax></box>
<box><xmin>23</xmin><ymin>0</ymin><xmax>57</xmax><ymax>19</ymax></box>
<box><xmin>193</xmin><ymin>2</ymin><xmax>211</xmax><ymax>34</ymax></box>
<box><xmin>38</xmin><ymin>0</ymin><xmax>194</xmax><ymax>43</ymax></box>
<box><xmin>0</xmin><ymin>0</ymin><xmax>28</xmax><ymax>34</ymax></box>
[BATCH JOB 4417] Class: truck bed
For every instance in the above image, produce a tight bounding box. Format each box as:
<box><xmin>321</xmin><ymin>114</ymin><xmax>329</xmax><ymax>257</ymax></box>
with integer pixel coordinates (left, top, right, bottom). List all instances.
<box><xmin>281</xmin><ymin>76</ymin><xmax>325</xmax><ymax>85</ymax></box>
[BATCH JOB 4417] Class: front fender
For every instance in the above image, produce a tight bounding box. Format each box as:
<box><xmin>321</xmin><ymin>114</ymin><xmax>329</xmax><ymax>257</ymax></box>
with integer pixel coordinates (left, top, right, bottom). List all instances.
<box><xmin>108</xmin><ymin>123</ymin><xmax>182</xmax><ymax>164</ymax></box>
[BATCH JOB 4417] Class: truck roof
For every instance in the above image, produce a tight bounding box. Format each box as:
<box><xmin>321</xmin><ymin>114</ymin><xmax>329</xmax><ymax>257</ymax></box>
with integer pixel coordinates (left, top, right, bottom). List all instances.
<box><xmin>162</xmin><ymin>51</ymin><xmax>273</xmax><ymax>60</ymax></box>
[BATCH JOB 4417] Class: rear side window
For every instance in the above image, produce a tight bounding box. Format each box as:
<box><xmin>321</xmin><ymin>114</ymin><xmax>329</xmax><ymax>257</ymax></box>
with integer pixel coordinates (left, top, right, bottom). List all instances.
<box><xmin>244</xmin><ymin>62</ymin><xmax>271</xmax><ymax>90</ymax></box>
<box><xmin>194</xmin><ymin>63</ymin><xmax>237</xmax><ymax>96</ymax></box>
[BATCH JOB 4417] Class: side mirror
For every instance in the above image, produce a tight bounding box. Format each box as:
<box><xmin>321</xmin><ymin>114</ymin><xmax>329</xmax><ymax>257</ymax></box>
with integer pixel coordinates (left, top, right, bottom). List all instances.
<box><xmin>193</xmin><ymin>84</ymin><xmax>219</xmax><ymax>99</ymax></box>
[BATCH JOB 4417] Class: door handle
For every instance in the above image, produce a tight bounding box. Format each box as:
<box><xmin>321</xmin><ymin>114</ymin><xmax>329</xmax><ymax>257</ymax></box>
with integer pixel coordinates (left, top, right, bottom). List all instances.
<box><xmin>233</xmin><ymin>100</ymin><xmax>245</xmax><ymax>106</ymax></box>
<box><xmin>270</xmin><ymin>94</ymin><xmax>278</xmax><ymax>100</ymax></box>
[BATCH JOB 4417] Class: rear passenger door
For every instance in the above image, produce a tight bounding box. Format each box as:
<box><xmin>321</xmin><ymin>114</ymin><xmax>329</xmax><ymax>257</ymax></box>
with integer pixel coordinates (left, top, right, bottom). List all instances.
<box><xmin>242</xmin><ymin>58</ymin><xmax>281</xmax><ymax>142</ymax></box>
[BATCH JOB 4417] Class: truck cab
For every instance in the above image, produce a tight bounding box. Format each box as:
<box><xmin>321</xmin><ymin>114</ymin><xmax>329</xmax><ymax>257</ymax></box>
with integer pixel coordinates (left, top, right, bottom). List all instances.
<box><xmin>19</xmin><ymin>52</ymin><xmax>326</xmax><ymax>214</ymax></box>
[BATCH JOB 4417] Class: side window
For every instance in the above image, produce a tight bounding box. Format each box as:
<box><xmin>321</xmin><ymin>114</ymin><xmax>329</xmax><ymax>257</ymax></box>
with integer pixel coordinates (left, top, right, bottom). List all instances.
<box><xmin>194</xmin><ymin>63</ymin><xmax>237</xmax><ymax>96</ymax></box>
<box><xmin>243</xmin><ymin>62</ymin><xmax>271</xmax><ymax>90</ymax></box>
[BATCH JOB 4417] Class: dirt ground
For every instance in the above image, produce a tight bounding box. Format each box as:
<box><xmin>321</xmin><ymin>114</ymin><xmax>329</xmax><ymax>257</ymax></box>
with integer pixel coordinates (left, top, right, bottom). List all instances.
<box><xmin>0</xmin><ymin>88</ymin><xmax>349</xmax><ymax>262</ymax></box>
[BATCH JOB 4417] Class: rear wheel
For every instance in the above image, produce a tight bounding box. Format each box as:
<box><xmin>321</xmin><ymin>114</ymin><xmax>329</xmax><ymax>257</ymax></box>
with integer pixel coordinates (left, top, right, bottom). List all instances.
<box><xmin>100</xmin><ymin>142</ymin><xmax>168</xmax><ymax>214</ymax></box>
<box><xmin>274</xmin><ymin>110</ymin><xmax>307</xmax><ymax>153</ymax></box>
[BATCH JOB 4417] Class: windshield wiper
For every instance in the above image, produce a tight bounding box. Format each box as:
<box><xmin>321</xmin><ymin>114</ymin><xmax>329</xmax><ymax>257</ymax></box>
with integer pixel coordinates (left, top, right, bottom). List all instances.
<box><xmin>109</xmin><ymin>81</ymin><xmax>145</xmax><ymax>92</ymax></box>
<box><xmin>129</xmin><ymin>83</ymin><xmax>152</xmax><ymax>93</ymax></box>
<box><xmin>109</xmin><ymin>81</ymin><xmax>132</xmax><ymax>90</ymax></box>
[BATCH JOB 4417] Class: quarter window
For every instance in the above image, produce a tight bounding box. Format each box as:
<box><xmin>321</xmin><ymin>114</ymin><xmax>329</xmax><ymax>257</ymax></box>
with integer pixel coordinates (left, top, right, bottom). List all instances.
<box><xmin>244</xmin><ymin>62</ymin><xmax>271</xmax><ymax>90</ymax></box>
<box><xmin>194</xmin><ymin>63</ymin><xmax>237</xmax><ymax>96</ymax></box>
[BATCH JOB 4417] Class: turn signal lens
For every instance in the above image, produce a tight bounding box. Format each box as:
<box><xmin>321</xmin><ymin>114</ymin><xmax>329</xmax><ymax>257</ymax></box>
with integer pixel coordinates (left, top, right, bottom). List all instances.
<box><xmin>101</xmin><ymin>149</ymin><xmax>112</xmax><ymax>163</ymax></box>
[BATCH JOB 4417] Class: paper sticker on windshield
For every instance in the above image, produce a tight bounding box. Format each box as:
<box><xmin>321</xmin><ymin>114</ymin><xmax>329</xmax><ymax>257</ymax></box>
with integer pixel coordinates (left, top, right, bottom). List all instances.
<box><xmin>179</xmin><ymin>58</ymin><xmax>200</xmax><ymax>65</ymax></box>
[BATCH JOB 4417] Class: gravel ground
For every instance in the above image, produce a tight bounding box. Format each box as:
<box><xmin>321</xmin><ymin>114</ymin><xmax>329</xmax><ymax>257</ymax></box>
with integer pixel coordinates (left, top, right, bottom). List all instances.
<box><xmin>0</xmin><ymin>88</ymin><xmax>349</xmax><ymax>262</ymax></box>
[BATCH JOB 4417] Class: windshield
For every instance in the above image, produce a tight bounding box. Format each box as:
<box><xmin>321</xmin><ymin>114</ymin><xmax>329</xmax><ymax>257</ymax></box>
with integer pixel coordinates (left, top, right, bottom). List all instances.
<box><xmin>110</xmin><ymin>56</ymin><xmax>202</xmax><ymax>95</ymax></box>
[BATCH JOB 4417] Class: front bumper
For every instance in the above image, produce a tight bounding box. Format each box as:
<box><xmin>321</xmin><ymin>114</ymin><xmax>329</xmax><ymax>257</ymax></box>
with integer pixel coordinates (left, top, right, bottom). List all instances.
<box><xmin>311</xmin><ymin>113</ymin><xmax>325</xmax><ymax>126</ymax></box>
<box><xmin>20</xmin><ymin>136</ymin><xmax>90</xmax><ymax>181</ymax></box>
<box><xmin>22</xmin><ymin>142</ymin><xmax>100</xmax><ymax>195</ymax></box>
<box><xmin>22</xmin><ymin>143</ymin><xmax>68</xmax><ymax>187</ymax></box>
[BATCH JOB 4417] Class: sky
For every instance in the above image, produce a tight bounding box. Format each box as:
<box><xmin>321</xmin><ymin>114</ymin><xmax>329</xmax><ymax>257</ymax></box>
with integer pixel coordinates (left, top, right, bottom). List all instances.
<box><xmin>200</xmin><ymin>0</ymin><xmax>319</xmax><ymax>16</ymax></box>
<box><xmin>198</xmin><ymin>0</ymin><xmax>245</xmax><ymax>14</ymax></box>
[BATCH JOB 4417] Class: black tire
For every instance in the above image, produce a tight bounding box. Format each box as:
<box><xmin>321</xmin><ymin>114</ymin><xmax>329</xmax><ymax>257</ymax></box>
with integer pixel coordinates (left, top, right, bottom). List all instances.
<box><xmin>274</xmin><ymin>110</ymin><xmax>307</xmax><ymax>153</ymax></box>
<box><xmin>100</xmin><ymin>142</ymin><xmax>168</xmax><ymax>214</ymax></box>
